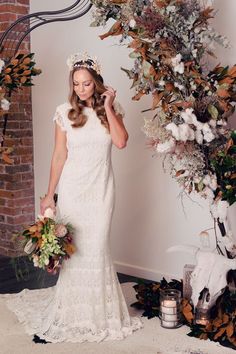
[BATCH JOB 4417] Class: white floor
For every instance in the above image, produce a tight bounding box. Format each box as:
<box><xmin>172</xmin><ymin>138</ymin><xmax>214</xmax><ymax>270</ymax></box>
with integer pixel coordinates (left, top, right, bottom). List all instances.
<box><xmin>0</xmin><ymin>282</ymin><xmax>234</xmax><ymax>354</ymax></box>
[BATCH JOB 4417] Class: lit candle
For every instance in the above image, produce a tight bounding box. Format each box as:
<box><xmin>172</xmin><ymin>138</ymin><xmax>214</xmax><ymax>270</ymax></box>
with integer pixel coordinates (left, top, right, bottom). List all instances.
<box><xmin>162</xmin><ymin>299</ymin><xmax>177</xmax><ymax>307</ymax></box>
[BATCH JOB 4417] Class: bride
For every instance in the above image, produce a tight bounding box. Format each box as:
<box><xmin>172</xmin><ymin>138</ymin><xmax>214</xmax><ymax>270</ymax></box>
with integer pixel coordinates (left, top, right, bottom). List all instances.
<box><xmin>3</xmin><ymin>52</ymin><xmax>143</xmax><ymax>343</ymax></box>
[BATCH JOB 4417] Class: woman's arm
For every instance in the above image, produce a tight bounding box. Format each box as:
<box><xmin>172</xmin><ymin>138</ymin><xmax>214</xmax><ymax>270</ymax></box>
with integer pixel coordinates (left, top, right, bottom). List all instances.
<box><xmin>103</xmin><ymin>87</ymin><xmax>129</xmax><ymax>149</ymax></box>
<box><xmin>40</xmin><ymin>123</ymin><xmax>68</xmax><ymax>214</ymax></box>
<box><xmin>105</xmin><ymin>105</ymin><xmax>129</xmax><ymax>149</ymax></box>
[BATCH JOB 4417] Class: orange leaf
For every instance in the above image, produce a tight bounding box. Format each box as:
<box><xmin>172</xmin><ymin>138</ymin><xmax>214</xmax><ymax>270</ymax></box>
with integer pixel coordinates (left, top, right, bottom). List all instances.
<box><xmin>176</xmin><ymin>169</ymin><xmax>185</xmax><ymax>177</ymax></box>
<box><xmin>29</xmin><ymin>225</ymin><xmax>38</xmax><ymax>233</ymax></box>
<box><xmin>4</xmin><ymin>75</ymin><xmax>12</xmax><ymax>83</ymax></box>
<box><xmin>226</xmin><ymin>322</ymin><xmax>234</xmax><ymax>337</ymax></box>
<box><xmin>22</xmin><ymin>70</ymin><xmax>31</xmax><ymax>76</ymax></box>
<box><xmin>219</xmin><ymin>77</ymin><xmax>234</xmax><ymax>85</ymax></box>
<box><xmin>128</xmin><ymin>39</ymin><xmax>142</xmax><ymax>50</ymax></box>
<box><xmin>4</xmin><ymin>67</ymin><xmax>11</xmax><ymax>74</ymax></box>
<box><xmin>165</xmin><ymin>83</ymin><xmax>174</xmax><ymax>91</ymax></box>
<box><xmin>64</xmin><ymin>243</ymin><xmax>76</xmax><ymax>256</ymax></box>
<box><xmin>212</xmin><ymin>318</ymin><xmax>223</xmax><ymax>327</ymax></box>
<box><xmin>20</xmin><ymin>76</ymin><xmax>27</xmax><ymax>84</ymax></box>
<box><xmin>228</xmin><ymin>65</ymin><xmax>236</xmax><ymax>77</ymax></box>
<box><xmin>199</xmin><ymin>333</ymin><xmax>208</xmax><ymax>340</ymax></box>
<box><xmin>214</xmin><ymin>327</ymin><xmax>226</xmax><ymax>340</ymax></box>
<box><xmin>217</xmin><ymin>88</ymin><xmax>230</xmax><ymax>98</ymax></box>
<box><xmin>22</xmin><ymin>57</ymin><xmax>31</xmax><ymax>65</ymax></box>
<box><xmin>225</xmin><ymin>138</ymin><xmax>234</xmax><ymax>152</ymax></box>
<box><xmin>10</xmin><ymin>58</ymin><xmax>19</xmax><ymax>66</ymax></box>
<box><xmin>132</xmin><ymin>91</ymin><xmax>145</xmax><ymax>101</ymax></box>
<box><xmin>99</xmin><ymin>21</ymin><xmax>123</xmax><ymax>40</ymax></box>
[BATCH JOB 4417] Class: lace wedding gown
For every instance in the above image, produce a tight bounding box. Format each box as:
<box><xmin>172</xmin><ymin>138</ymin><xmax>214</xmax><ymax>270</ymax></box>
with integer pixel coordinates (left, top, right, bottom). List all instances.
<box><xmin>2</xmin><ymin>101</ymin><xmax>143</xmax><ymax>343</ymax></box>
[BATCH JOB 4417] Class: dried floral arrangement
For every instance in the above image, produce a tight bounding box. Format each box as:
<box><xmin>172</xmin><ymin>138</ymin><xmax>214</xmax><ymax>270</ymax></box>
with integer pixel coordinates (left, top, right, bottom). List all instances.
<box><xmin>0</xmin><ymin>53</ymin><xmax>41</xmax><ymax>163</ymax></box>
<box><xmin>91</xmin><ymin>0</ymin><xmax>236</xmax><ymax>256</ymax></box>
<box><xmin>131</xmin><ymin>279</ymin><xmax>236</xmax><ymax>350</ymax></box>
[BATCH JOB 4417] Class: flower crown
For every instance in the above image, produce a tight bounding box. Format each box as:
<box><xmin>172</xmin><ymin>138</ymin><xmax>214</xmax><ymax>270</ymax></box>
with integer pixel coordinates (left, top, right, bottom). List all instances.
<box><xmin>66</xmin><ymin>52</ymin><xmax>101</xmax><ymax>75</ymax></box>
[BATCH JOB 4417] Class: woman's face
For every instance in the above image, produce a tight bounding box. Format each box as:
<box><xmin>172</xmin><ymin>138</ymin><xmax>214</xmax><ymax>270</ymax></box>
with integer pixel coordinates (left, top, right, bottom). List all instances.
<box><xmin>73</xmin><ymin>68</ymin><xmax>95</xmax><ymax>104</ymax></box>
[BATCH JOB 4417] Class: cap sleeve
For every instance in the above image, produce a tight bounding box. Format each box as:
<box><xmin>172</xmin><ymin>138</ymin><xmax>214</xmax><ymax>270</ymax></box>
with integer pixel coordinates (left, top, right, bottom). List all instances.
<box><xmin>112</xmin><ymin>100</ymin><xmax>125</xmax><ymax>119</ymax></box>
<box><xmin>53</xmin><ymin>106</ymin><xmax>67</xmax><ymax>132</ymax></box>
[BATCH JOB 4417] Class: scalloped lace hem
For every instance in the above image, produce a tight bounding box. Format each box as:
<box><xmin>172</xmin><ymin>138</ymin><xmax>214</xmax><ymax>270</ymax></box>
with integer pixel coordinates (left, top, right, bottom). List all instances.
<box><xmin>2</xmin><ymin>288</ymin><xmax>144</xmax><ymax>343</ymax></box>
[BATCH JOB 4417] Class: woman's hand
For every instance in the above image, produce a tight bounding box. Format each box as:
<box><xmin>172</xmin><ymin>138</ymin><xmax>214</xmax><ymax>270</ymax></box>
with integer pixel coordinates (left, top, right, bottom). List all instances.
<box><xmin>102</xmin><ymin>86</ymin><xmax>116</xmax><ymax>109</ymax></box>
<box><xmin>40</xmin><ymin>194</ymin><xmax>56</xmax><ymax>216</ymax></box>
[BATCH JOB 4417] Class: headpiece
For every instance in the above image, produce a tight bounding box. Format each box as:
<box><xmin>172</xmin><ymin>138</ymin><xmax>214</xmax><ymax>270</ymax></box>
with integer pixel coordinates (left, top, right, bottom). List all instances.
<box><xmin>66</xmin><ymin>52</ymin><xmax>101</xmax><ymax>75</ymax></box>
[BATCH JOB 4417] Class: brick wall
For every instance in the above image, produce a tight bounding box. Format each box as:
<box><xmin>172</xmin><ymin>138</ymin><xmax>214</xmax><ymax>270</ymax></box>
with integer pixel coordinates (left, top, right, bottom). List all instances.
<box><xmin>0</xmin><ymin>0</ymin><xmax>35</xmax><ymax>256</ymax></box>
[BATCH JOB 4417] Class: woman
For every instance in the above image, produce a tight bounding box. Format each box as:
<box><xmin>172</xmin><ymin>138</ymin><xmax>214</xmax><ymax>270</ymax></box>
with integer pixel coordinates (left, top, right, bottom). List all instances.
<box><xmin>5</xmin><ymin>53</ymin><xmax>143</xmax><ymax>343</ymax></box>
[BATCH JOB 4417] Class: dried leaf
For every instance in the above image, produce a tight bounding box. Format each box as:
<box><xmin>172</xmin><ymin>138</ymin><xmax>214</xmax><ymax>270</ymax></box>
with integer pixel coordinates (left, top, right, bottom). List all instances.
<box><xmin>22</xmin><ymin>57</ymin><xmax>31</xmax><ymax>65</ymax></box>
<box><xmin>217</xmin><ymin>88</ymin><xmax>230</xmax><ymax>98</ymax></box>
<box><xmin>176</xmin><ymin>169</ymin><xmax>185</xmax><ymax>177</ymax></box>
<box><xmin>214</xmin><ymin>327</ymin><xmax>226</xmax><ymax>340</ymax></box>
<box><xmin>22</xmin><ymin>70</ymin><xmax>31</xmax><ymax>76</ymax></box>
<box><xmin>10</xmin><ymin>58</ymin><xmax>19</xmax><ymax>66</ymax></box>
<box><xmin>99</xmin><ymin>21</ymin><xmax>123</xmax><ymax>40</ymax></box>
<box><xmin>20</xmin><ymin>76</ymin><xmax>27</xmax><ymax>84</ymax></box>
<box><xmin>212</xmin><ymin>318</ymin><xmax>223</xmax><ymax>328</ymax></box>
<box><xmin>152</xmin><ymin>92</ymin><xmax>163</xmax><ymax>109</ymax></box>
<box><xmin>228</xmin><ymin>65</ymin><xmax>236</xmax><ymax>77</ymax></box>
<box><xmin>132</xmin><ymin>91</ymin><xmax>145</xmax><ymax>101</ymax></box>
<box><xmin>199</xmin><ymin>333</ymin><xmax>208</xmax><ymax>340</ymax></box>
<box><xmin>226</xmin><ymin>322</ymin><xmax>234</xmax><ymax>337</ymax></box>
<box><xmin>225</xmin><ymin>138</ymin><xmax>234</xmax><ymax>153</ymax></box>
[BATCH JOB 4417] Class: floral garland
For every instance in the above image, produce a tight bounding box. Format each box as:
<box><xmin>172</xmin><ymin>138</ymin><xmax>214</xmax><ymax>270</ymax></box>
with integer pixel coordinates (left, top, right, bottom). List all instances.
<box><xmin>131</xmin><ymin>279</ymin><xmax>236</xmax><ymax>350</ymax></box>
<box><xmin>91</xmin><ymin>0</ymin><xmax>236</xmax><ymax>255</ymax></box>
<box><xmin>0</xmin><ymin>53</ymin><xmax>41</xmax><ymax>163</ymax></box>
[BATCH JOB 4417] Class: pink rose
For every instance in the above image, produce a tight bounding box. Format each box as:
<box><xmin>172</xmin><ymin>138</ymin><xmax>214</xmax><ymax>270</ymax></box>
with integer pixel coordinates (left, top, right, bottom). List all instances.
<box><xmin>55</xmin><ymin>224</ymin><xmax>67</xmax><ymax>238</ymax></box>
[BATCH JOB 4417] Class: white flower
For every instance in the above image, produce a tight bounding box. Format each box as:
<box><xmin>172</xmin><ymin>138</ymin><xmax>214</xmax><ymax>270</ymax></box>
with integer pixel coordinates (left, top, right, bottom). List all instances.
<box><xmin>24</xmin><ymin>239</ymin><xmax>37</xmax><ymax>254</ymax></box>
<box><xmin>55</xmin><ymin>224</ymin><xmax>68</xmax><ymax>238</ymax></box>
<box><xmin>203</xmin><ymin>174</ymin><xmax>217</xmax><ymax>191</ymax></box>
<box><xmin>220</xmin><ymin>231</ymin><xmax>236</xmax><ymax>256</ymax></box>
<box><xmin>171</xmin><ymin>54</ymin><xmax>184</xmax><ymax>74</ymax></box>
<box><xmin>158</xmin><ymin>79</ymin><xmax>165</xmax><ymax>86</ymax></box>
<box><xmin>192</xmin><ymin>49</ymin><xmax>198</xmax><ymax>58</ymax></box>
<box><xmin>179</xmin><ymin>123</ymin><xmax>195</xmax><ymax>141</ymax></box>
<box><xmin>0</xmin><ymin>59</ymin><xmax>4</xmax><ymax>73</ymax></box>
<box><xmin>129</xmin><ymin>19</ymin><xmax>136</xmax><ymax>28</ymax></box>
<box><xmin>174</xmin><ymin>82</ymin><xmax>184</xmax><ymax>90</ymax></box>
<box><xmin>181</xmin><ymin>108</ymin><xmax>197</xmax><ymax>124</ymax></box>
<box><xmin>1</xmin><ymin>98</ymin><xmax>10</xmax><ymax>111</ymax></box>
<box><xmin>156</xmin><ymin>137</ymin><xmax>176</xmax><ymax>153</ymax></box>
<box><xmin>209</xmin><ymin>119</ymin><xmax>216</xmax><ymax>128</ymax></box>
<box><xmin>210</xmin><ymin>200</ymin><xmax>229</xmax><ymax>222</ymax></box>
<box><xmin>202</xmin><ymin>186</ymin><xmax>214</xmax><ymax>201</ymax></box>
<box><xmin>32</xmin><ymin>255</ymin><xmax>39</xmax><ymax>267</ymax></box>
<box><xmin>166</xmin><ymin>122</ymin><xmax>180</xmax><ymax>140</ymax></box>
<box><xmin>202</xmin><ymin>123</ymin><xmax>215</xmax><ymax>142</ymax></box>
<box><xmin>195</xmin><ymin>130</ymin><xmax>203</xmax><ymax>144</ymax></box>
<box><xmin>44</xmin><ymin>207</ymin><xmax>55</xmax><ymax>219</ymax></box>
<box><xmin>166</xmin><ymin>5</ymin><xmax>175</xmax><ymax>13</ymax></box>
<box><xmin>203</xmin><ymin>131</ymin><xmax>215</xmax><ymax>142</ymax></box>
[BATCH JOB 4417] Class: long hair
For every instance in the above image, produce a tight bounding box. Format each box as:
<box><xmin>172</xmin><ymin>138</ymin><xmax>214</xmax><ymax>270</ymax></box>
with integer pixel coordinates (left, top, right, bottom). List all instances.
<box><xmin>68</xmin><ymin>66</ymin><xmax>109</xmax><ymax>131</ymax></box>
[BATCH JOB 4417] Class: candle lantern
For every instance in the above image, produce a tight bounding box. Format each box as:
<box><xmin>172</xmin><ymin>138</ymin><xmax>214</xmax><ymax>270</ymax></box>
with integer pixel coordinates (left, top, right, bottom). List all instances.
<box><xmin>160</xmin><ymin>289</ymin><xmax>182</xmax><ymax>328</ymax></box>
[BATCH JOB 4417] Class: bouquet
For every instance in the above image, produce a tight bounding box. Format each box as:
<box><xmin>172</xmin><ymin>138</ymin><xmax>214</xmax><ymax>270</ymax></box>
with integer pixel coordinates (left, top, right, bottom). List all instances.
<box><xmin>16</xmin><ymin>208</ymin><xmax>76</xmax><ymax>274</ymax></box>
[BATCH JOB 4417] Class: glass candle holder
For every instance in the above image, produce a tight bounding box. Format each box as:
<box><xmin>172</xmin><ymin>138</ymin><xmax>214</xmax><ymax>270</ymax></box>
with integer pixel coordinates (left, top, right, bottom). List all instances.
<box><xmin>194</xmin><ymin>307</ymin><xmax>210</xmax><ymax>326</ymax></box>
<box><xmin>160</xmin><ymin>289</ymin><xmax>182</xmax><ymax>329</ymax></box>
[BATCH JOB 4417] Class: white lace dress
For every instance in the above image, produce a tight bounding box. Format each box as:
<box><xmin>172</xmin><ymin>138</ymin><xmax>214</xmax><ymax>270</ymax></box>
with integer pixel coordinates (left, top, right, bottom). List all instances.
<box><xmin>2</xmin><ymin>101</ymin><xmax>143</xmax><ymax>343</ymax></box>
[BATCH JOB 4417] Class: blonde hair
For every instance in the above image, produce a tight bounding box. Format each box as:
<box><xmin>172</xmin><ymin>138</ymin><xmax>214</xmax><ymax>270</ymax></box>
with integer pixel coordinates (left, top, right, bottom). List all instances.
<box><xmin>68</xmin><ymin>66</ymin><xmax>109</xmax><ymax>131</ymax></box>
